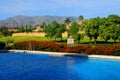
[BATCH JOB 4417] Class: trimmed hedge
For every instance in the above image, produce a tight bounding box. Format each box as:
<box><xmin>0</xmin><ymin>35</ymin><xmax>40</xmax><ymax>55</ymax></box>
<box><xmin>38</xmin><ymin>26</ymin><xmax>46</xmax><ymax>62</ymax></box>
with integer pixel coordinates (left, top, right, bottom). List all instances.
<box><xmin>12</xmin><ymin>40</ymin><xmax>120</xmax><ymax>56</ymax></box>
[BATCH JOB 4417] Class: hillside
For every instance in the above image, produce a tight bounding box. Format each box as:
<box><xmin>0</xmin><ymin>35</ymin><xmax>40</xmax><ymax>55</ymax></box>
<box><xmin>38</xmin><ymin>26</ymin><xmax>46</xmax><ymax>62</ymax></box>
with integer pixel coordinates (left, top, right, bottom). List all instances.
<box><xmin>0</xmin><ymin>15</ymin><xmax>79</xmax><ymax>27</ymax></box>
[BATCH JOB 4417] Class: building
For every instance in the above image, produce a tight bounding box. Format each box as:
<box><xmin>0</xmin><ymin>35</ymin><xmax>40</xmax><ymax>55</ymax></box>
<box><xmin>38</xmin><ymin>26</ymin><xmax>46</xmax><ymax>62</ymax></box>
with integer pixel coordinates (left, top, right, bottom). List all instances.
<box><xmin>8</xmin><ymin>27</ymin><xmax>19</xmax><ymax>32</ymax></box>
<box><xmin>33</xmin><ymin>26</ymin><xmax>44</xmax><ymax>32</ymax></box>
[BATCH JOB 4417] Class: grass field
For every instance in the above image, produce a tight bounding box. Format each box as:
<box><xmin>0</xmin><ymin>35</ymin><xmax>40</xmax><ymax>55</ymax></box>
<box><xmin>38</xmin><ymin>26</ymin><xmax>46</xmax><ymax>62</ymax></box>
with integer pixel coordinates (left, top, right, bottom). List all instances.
<box><xmin>0</xmin><ymin>36</ymin><xmax>52</xmax><ymax>43</ymax></box>
<box><xmin>0</xmin><ymin>36</ymin><xmax>120</xmax><ymax>46</ymax></box>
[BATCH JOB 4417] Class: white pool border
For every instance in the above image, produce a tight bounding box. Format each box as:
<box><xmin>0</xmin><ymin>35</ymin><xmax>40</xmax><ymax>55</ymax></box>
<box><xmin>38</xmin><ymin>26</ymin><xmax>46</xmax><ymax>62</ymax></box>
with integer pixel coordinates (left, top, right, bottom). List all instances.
<box><xmin>1</xmin><ymin>50</ymin><xmax>120</xmax><ymax>60</ymax></box>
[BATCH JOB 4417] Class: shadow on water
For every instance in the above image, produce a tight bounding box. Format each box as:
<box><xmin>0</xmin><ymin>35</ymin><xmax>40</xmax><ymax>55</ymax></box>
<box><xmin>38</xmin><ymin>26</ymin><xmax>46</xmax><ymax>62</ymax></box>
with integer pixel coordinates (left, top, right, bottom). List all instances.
<box><xmin>0</xmin><ymin>50</ymin><xmax>9</xmax><ymax>53</ymax></box>
<box><xmin>64</xmin><ymin>54</ymin><xmax>89</xmax><ymax>66</ymax></box>
<box><xmin>64</xmin><ymin>54</ymin><xmax>88</xmax><ymax>58</ymax></box>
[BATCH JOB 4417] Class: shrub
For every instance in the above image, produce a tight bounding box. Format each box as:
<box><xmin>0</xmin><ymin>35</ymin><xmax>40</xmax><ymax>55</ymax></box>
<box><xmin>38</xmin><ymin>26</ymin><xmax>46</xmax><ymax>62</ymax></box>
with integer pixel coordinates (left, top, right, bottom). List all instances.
<box><xmin>65</xmin><ymin>45</ymin><xmax>86</xmax><ymax>53</ymax></box>
<box><xmin>12</xmin><ymin>40</ymin><xmax>67</xmax><ymax>52</ymax></box>
<box><xmin>12</xmin><ymin>40</ymin><xmax>120</xmax><ymax>56</ymax></box>
<box><xmin>0</xmin><ymin>42</ymin><xmax>5</xmax><ymax>50</ymax></box>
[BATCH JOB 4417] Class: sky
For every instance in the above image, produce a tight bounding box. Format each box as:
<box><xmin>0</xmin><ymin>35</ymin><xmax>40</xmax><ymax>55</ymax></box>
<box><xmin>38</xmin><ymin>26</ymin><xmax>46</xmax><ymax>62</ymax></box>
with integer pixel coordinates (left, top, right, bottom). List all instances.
<box><xmin>0</xmin><ymin>0</ymin><xmax>120</xmax><ymax>20</ymax></box>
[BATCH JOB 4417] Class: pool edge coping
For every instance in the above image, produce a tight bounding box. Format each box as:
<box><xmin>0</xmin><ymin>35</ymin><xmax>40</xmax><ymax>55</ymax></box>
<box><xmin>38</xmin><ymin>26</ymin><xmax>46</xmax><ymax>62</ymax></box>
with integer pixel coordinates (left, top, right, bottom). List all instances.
<box><xmin>1</xmin><ymin>50</ymin><xmax>120</xmax><ymax>60</ymax></box>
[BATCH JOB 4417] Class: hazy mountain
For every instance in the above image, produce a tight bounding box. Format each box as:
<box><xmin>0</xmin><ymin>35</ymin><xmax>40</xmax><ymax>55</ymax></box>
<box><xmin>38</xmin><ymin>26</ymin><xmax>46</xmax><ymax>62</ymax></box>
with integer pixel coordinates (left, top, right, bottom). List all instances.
<box><xmin>0</xmin><ymin>15</ymin><xmax>79</xmax><ymax>27</ymax></box>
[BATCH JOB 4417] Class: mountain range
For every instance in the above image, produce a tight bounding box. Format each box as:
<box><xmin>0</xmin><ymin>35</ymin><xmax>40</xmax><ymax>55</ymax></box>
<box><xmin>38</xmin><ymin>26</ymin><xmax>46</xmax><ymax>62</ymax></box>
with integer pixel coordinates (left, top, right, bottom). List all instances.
<box><xmin>0</xmin><ymin>15</ymin><xmax>79</xmax><ymax>27</ymax></box>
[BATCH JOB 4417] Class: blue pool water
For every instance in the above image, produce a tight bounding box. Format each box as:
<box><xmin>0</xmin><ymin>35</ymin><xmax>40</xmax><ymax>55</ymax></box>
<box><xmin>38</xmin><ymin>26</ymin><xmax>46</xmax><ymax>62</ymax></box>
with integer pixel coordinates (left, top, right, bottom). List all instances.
<box><xmin>0</xmin><ymin>52</ymin><xmax>120</xmax><ymax>80</ymax></box>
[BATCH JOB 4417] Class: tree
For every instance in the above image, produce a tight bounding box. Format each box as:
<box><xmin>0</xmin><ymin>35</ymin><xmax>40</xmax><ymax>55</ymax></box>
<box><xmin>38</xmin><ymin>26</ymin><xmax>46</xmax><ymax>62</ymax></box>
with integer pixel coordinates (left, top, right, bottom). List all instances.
<box><xmin>28</xmin><ymin>25</ymin><xmax>34</xmax><ymax>32</ymax></box>
<box><xmin>51</xmin><ymin>21</ymin><xmax>60</xmax><ymax>38</ymax></box>
<box><xmin>110</xmin><ymin>24</ymin><xmax>120</xmax><ymax>42</ymax></box>
<box><xmin>0</xmin><ymin>26</ymin><xmax>9</xmax><ymax>36</ymax></box>
<box><xmin>64</xmin><ymin>18</ymin><xmax>71</xmax><ymax>29</ymax></box>
<box><xmin>107</xmin><ymin>14</ymin><xmax>120</xmax><ymax>25</ymax></box>
<box><xmin>41</xmin><ymin>22</ymin><xmax>47</xmax><ymax>28</ymax></box>
<box><xmin>78</xmin><ymin>15</ymin><xmax>84</xmax><ymax>32</ymax></box>
<box><xmin>92</xmin><ymin>17</ymin><xmax>101</xmax><ymax>43</ymax></box>
<box><xmin>19</xmin><ymin>25</ymin><xmax>25</xmax><ymax>32</ymax></box>
<box><xmin>76</xmin><ymin>34</ymin><xmax>84</xmax><ymax>44</ymax></box>
<box><xmin>64</xmin><ymin>18</ymin><xmax>71</xmax><ymax>24</ymax></box>
<box><xmin>54</xmin><ymin>24</ymin><xmax>66</xmax><ymax>40</ymax></box>
<box><xmin>25</xmin><ymin>25</ymin><xmax>31</xmax><ymax>32</ymax></box>
<box><xmin>44</xmin><ymin>24</ymin><xmax>53</xmax><ymax>38</ymax></box>
<box><xmin>79</xmin><ymin>15</ymin><xmax>84</xmax><ymax>21</ymax></box>
<box><xmin>67</xmin><ymin>22</ymin><xmax>79</xmax><ymax>38</ymax></box>
<box><xmin>99</xmin><ymin>18</ymin><xmax>111</xmax><ymax>42</ymax></box>
<box><xmin>100</xmin><ymin>26</ymin><xmax>111</xmax><ymax>42</ymax></box>
<box><xmin>44</xmin><ymin>21</ymin><xmax>66</xmax><ymax>40</ymax></box>
<box><xmin>107</xmin><ymin>14</ymin><xmax>120</xmax><ymax>42</ymax></box>
<box><xmin>83</xmin><ymin>17</ymin><xmax>101</xmax><ymax>43</ymax></box>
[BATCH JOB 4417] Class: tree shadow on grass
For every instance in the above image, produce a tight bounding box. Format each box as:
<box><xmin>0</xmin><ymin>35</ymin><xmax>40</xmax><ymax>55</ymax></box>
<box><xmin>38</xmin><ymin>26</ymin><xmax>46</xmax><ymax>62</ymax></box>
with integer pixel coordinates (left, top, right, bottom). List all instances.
<box><xmin>54</xmin><ymin>40</ymin><xmax>67</xmax><ymax>43</ymax></box>
<box><xmin>80</xmin><ymin>41</ymin><xmax>120</xmax><ymax>46</ymax></box>
<box><xmin>53</xmin><ymin>39</ymin><xmax>120</xmax><ymax>46</ymax></box>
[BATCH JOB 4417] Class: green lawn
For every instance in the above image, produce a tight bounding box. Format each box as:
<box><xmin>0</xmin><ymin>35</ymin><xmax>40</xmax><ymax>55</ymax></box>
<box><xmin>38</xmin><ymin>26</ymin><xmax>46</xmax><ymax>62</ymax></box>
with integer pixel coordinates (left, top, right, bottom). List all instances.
<box><xmin>0</xmin><ymin>36</ymin><xmax>51</xmax><ymax>43</ymax></box>
<box><xmin>0</xmin><ymin>36</ymin><xmax>120</xmax><ymax>46</ymax></box>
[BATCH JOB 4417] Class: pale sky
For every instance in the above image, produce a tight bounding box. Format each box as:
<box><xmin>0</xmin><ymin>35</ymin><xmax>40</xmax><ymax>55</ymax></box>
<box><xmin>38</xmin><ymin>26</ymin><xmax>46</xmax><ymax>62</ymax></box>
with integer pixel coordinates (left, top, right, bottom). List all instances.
<box><xmin>0</xmin><ymin>0</ymin><xmax>120</xmax><ymax>19</ymax></box>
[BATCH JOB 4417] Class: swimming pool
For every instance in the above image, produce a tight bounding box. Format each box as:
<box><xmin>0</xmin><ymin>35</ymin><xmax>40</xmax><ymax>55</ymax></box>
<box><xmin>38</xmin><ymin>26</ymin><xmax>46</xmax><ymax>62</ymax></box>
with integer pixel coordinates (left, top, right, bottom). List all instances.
<box><xmin>0</xmin><ymin>52</ymin><xmax>120</xmax><ymax>80</ymax></box>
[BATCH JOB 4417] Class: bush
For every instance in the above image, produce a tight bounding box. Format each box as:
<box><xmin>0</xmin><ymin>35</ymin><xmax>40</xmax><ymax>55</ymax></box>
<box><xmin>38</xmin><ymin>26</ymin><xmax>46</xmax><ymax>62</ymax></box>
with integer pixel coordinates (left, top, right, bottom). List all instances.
<box><xmin>12</xmin><ymin>40</ymin><xmax>120</xmax><ymax>56</ymax></box>
<box><xmin>0</xmin><ymin>42</ymin><xmax>5</xmax><ymax>50</ymax></box>
<box><xmin>12</xmin><ymin>40</ymin><xmax>67</xmax><ymax>52</ymax></box>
